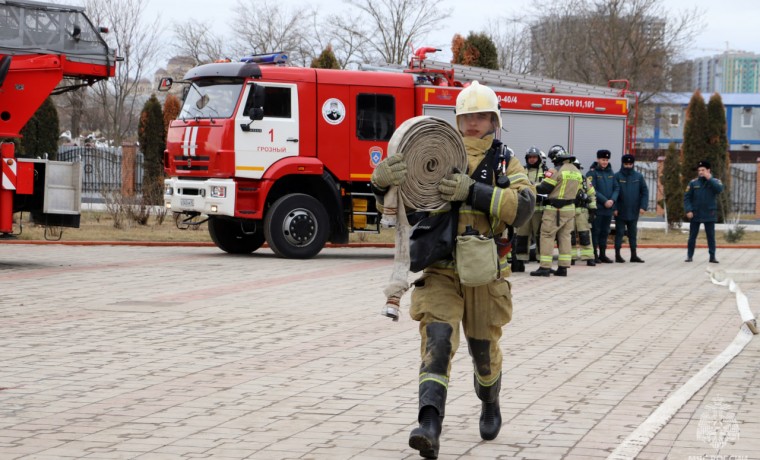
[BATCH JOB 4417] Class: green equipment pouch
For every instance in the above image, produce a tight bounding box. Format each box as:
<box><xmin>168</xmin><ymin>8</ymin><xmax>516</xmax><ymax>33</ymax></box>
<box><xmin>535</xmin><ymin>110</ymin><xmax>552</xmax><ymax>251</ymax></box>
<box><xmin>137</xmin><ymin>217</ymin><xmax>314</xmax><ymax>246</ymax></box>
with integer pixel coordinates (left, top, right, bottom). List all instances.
<box><xmin>455</xmin><ymin>234</ymin><xmax>499</xmax><ymax>287</ymax></box>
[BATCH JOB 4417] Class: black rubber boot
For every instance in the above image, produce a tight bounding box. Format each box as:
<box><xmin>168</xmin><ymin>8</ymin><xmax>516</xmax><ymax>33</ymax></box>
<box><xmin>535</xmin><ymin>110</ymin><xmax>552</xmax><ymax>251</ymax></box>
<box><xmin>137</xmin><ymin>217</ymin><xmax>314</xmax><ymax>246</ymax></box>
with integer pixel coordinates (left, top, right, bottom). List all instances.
<box><xmin>475</xmin><ymin>375</ymin><xmax>502</xmax><ymax>441</ymax></box>
<box><xmin>586</xmin><ymin>259</ymin><xmax>596</xmax><ymax>266</ymax></box>
<box><xmin>615</xmin><ymin>248</ymin><xmax>625</xmax><ymax>263</ymax></box>
<box><xmin>530</xmin><ymin>267</ymin><xmax>553</xmax><ymax>277</ymax></box>
<box><xmin>630</xmin><ymin>249</ymin><xmax>644</xmax><ymax>263</ymax></box>
<box><xmin>409</xmin><ymin>406</ymin><xmax>443</xmax><ymax>459</ymax></box>
<box><xmin>511</xmin><ymin>259</ymin><xmax>525</xmax><ymax>273</ymax></box>
<box><xmin>599</xmin><ymin>247</ymin><xmax>613</xmax><ymax>263</ymax></box>
<box><xmin>554</xmin><ymin>266</ymin><xmax>568</xmax><ymax>276</ymax></box>
<box><xmin>570</xmin><ymin>259</ymin><xmax>576</xmax><ymax>266</ymax></box>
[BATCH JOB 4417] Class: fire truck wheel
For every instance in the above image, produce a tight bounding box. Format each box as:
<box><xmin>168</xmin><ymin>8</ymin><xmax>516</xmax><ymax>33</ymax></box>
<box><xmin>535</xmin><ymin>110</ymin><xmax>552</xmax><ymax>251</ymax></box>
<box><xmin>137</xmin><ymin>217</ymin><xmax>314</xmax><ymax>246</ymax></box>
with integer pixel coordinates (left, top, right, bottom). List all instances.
<box><xmin>208</xmin><ymin>217</ymin><xmax>265</xmax><ymax>254</ymax></box>
<box><xmin>264</xmin><ymin>193</ymin><xmax>329</xmax><ymax>259</ymax></box>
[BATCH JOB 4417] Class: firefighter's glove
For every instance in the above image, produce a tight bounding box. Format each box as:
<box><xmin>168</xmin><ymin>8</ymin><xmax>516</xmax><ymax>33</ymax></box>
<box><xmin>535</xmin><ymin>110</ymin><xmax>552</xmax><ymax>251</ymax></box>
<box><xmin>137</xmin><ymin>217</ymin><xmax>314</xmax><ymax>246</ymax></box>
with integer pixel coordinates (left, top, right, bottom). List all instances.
<box><xmin>512</xmin><ymin>188</ymin><xmax>536</xmax><ymax>227</ymax></box>
<box><xmin>371</xmin><ymin>155</ymin><xmax>407</xmax><ymax>191</ymax></box>
<box><xmin>439</xmin><ymin>173</ymin><xmax>475</xmax><ymax>202</ymax></box>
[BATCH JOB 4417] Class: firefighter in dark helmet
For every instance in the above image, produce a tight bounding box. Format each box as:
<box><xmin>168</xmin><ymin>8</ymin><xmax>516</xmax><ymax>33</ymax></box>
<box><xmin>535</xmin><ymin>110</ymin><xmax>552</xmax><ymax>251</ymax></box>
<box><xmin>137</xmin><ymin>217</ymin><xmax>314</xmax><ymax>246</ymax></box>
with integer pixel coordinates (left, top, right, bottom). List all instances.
<box><xmin>530</xmin><ymin>145</ymin><xmax>583</xmax><ymax>277</ymax></box>
<box><xmin>512</xmin><ymin>146</ymin><xmax>546</xmax><ymax>272</ymax></box>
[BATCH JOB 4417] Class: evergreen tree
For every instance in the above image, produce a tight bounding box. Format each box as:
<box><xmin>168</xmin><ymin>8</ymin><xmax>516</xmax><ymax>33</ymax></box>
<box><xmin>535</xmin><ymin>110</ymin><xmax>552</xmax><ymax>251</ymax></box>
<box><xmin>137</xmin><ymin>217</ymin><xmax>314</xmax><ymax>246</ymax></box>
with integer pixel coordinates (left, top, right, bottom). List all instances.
<box><xmin>311</xmin><ymin>45</ymin><xmax>340</xmax><ymax>69</ymax></box>
<box><xmin>680</xmin><ymin>90</ymin><xmax>708</xmax><ymax>191</ymax></box>
<box><xmin>452</xmin><ymin>32</ymin><xmax>499</xmax><ymax>70</ymax></box>
<box><xmin>706</xmin><ymin>93</ymin><xmax>731</xmax><ymax>220</ymax></box>
<box><xmin>18</xmin><ymin>97</ymin><xmax>60</xmax><ymax>159</ymax></box>
<box><xmin>162</xmin><ymin>94</ymin><xmax>181</xmax><ymax>139</ymax></box>
<box><xmin>138</xmin><ymin>94</ymin><xmax>165</xmax><ymax>205</ymax></box>
<box><xmin>661</xmin><ymin>142</ymin><xmax>683</xmax><ymax>229</ymax></box>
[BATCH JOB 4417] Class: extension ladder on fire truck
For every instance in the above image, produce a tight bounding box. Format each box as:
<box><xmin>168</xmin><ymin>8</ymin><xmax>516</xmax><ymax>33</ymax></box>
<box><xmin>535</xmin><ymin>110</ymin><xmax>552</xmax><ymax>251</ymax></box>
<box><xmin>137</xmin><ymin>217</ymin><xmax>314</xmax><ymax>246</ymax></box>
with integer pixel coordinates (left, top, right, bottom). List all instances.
<box><xmin>0</xmin><ymin>0</ymin><xmax>116</xmax><ymax>236</ymax></box>
<box><xmin>0</xmin><ymin>0</ymin><xmax>115</xmax><ymax>70</ymax></box>
<box><xmin>366</xmin><ymin>59</ymin><xmax>624</xmax><ymax>97</ymax></box>
<box><xmin>419</xmin><ymin>60</ymin><xmax>623</xmax><ymax>97</ymax></box>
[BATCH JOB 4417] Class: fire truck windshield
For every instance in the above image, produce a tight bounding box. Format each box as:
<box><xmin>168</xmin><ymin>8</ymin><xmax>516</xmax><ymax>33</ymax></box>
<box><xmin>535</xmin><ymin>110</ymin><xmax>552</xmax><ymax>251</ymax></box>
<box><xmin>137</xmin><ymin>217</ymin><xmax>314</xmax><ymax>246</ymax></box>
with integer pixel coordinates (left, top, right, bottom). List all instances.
<box><xmin>180</xmin><ymin>80</ymin><xmax>242</xmax><ymax>119</ymax></box>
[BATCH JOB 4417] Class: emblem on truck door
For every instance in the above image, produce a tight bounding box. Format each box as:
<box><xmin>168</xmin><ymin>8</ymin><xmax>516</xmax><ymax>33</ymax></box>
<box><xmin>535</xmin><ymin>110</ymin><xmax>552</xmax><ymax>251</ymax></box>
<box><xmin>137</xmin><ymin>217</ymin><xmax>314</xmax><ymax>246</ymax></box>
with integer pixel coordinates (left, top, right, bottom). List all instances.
<box><xmin>322</xmin><ymin>98</ymin><xmax>345</xmax><ymax>125</ymax></box>
<box><xmin>369</xmin><ymin>146</ymin><xmax>383</xmax><ymax>168</ymax></box>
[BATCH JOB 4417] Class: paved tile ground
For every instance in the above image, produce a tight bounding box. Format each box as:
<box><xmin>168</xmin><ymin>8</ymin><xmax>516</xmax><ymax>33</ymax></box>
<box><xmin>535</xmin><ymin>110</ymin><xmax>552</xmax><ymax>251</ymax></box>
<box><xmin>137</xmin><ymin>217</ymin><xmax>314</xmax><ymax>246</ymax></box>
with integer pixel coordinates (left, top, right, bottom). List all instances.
<box><xmin>1</xmin><ymin>244</ymin><xmax>758</xmax><ymax>460</ymax></box>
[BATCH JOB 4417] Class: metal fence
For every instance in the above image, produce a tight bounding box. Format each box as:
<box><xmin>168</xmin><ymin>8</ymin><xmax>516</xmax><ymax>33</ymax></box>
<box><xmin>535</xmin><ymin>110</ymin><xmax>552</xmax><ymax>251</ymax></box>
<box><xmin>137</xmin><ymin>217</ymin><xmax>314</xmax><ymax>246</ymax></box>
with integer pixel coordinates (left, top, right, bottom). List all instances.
<box><xmin>635</xmin><ymin>161</ymin><xmax>659</xmax><ymax>211</ymax></box>
<box><xmin>730</xmin><ymin>163</ymin><xmax>757</xmax><ymax>215</ymax></box>
<box><xmin>635</xmin><ymin>161</ymin><xmax>757</xmax><ymax>216</ymax></box>
<box><xmin>58</xmin><ymin>146</ymin><xmax>144</xmax><ymax>200</ymax></box>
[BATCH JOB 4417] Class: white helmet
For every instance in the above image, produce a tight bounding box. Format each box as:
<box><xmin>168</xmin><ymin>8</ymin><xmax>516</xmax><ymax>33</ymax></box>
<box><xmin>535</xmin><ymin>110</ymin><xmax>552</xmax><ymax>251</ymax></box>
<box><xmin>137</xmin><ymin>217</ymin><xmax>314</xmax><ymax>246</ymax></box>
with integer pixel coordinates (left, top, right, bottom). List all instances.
<box><xmin>455</xmin><ymin>81</ymin><xmax>502</xmax><ymax>132</ymax></box>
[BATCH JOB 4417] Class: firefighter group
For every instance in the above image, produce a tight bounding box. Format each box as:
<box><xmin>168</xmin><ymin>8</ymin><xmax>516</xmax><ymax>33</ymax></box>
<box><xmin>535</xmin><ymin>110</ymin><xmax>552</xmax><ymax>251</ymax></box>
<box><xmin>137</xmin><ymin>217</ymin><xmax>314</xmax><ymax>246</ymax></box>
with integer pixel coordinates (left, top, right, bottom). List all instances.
<box><xmin>371</xmin><ymin>81</ymin><xmax>649</xmax><ymax>459</ymax></box>
<box><xmin>515</xmin><ymin>144</ymin><xmax>649</xmax><ymax>277</ymax></box>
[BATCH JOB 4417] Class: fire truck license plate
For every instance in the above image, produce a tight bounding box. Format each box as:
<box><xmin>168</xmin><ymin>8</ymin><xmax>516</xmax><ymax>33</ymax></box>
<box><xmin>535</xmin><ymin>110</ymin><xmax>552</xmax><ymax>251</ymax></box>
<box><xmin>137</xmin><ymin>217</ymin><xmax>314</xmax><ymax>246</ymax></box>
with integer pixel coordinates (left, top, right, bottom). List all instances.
<box><xmin>180</xmin><ymin>198</ymin><xmax>194</xmax><ymax>207</ymax></box>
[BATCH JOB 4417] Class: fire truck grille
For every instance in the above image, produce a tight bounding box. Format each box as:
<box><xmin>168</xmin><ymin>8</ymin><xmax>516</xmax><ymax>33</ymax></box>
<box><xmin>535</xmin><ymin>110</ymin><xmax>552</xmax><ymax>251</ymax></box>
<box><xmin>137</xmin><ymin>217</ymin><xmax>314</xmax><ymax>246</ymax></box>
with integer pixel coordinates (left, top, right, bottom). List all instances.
<box><xmin>174</xmin><ymin>155</ymin><xmax>210</xmax><ymax>171</ymax></box>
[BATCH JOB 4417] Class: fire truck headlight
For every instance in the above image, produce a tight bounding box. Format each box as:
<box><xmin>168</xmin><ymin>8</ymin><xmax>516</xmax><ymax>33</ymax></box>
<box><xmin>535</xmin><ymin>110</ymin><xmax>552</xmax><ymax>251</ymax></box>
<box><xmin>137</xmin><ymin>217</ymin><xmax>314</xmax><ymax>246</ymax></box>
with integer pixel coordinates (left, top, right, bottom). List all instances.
<box><xmin>165</xmin><ymin>202</ymin><xmax>172</xmax><ymax>209</ymax></box>
<box><xmin>211</xmin><ymin>205</ymin><xmax>218</xmax><ymax>213</ymax></box>
<box><xmin>165</xmin><ymin>185</ymin><xmax>173</xmax><ymax>196</ymax></box>
<box><xmin>210</xmin><ymin>186</ymin><xmax>227</xmax><ymax>198</ymax></box>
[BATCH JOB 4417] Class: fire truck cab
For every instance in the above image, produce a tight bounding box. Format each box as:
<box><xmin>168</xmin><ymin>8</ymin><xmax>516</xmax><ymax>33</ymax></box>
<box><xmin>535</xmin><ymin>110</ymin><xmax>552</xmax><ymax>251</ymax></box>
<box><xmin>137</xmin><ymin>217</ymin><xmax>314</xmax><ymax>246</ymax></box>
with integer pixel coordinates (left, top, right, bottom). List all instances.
<box><xmin>163</xmin><ymin>59</ymin><xmax>417</xmax><ymax>258</ymax></box>
<box><xmin>162</xmin><ymin>53</ymin><xmax>633</xmax><ymax>259</ymax></box>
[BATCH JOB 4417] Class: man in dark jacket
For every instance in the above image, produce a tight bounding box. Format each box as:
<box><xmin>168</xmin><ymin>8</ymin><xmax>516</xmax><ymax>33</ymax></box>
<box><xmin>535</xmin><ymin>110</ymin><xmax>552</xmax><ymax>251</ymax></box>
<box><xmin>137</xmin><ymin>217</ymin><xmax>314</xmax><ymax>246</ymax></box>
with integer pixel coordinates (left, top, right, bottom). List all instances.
<box><xmin>586</xmin><ymin>149</ymin><xmax>619</xmax><ymax>263</ymax></box>
<box><xmin>613</xmin><ymin>154</ymin><xmax>648</xmax><ymax>263</ymax></box>
<box><xmin>684</xmin><ymin>160</ymin><xmax>724</xmax><ymax>263</ymax></box>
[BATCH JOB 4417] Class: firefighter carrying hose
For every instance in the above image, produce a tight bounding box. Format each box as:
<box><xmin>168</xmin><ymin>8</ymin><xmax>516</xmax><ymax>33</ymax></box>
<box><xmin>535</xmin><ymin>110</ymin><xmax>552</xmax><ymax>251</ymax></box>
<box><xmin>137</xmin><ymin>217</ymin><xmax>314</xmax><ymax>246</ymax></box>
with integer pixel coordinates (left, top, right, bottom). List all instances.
<box><xmin>530</xmin><ymin>146</ymin><xmax>582</xmax><ymax>277</ymax></box>
<box><xmin>371</xmin><ymin>81</ymin><xmax>535</xmax><ymax>458</ymax></box>
<box><xmin>512</xmin><ymin>146</ymin><xmax>546</xmax><ymax>272</ymax></box>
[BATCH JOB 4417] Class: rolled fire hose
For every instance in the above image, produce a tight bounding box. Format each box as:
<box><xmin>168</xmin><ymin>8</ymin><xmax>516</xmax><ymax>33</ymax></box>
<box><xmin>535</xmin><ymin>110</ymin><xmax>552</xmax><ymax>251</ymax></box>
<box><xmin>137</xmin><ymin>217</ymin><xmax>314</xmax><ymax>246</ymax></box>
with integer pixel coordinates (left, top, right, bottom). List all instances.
<box><xmin>381</xmin><ymin>116</ymin><xmax>467</xmax><ymax>320</ymax></box>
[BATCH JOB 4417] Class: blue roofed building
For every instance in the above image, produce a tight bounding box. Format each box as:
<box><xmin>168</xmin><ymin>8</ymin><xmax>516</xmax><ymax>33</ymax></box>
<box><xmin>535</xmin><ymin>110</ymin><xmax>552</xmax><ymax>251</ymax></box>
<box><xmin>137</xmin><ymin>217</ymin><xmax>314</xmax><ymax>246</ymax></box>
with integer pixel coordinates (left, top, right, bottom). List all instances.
<box><xmin>637</xmin><ymin>92</ymin><xmax>760</xmax><ymax>163</ymax></box>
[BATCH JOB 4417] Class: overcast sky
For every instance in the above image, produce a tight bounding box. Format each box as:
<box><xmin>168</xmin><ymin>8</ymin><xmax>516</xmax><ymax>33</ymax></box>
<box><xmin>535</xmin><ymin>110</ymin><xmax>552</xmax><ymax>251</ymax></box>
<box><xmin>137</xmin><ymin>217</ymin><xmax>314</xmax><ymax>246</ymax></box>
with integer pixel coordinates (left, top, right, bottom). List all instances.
<box><xmin>140</xmin><ymin>0</ymin><xmax>759</xmax><ymax>61</ymax></box>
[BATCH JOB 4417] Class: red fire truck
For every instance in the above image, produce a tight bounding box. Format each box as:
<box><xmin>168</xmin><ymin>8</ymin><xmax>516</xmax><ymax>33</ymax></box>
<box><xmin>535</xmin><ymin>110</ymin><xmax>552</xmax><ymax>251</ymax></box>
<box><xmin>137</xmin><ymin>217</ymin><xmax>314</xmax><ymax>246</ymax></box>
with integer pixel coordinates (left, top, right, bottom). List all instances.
<box><xmin>0</xmin><ymin>0</ymin><xmax>115</xmax><ymax>237</ymax></box>
<box><xmin>161</xmin><ymin>50</ymin><xmax>635</xmax><ymax>259</ymax></box>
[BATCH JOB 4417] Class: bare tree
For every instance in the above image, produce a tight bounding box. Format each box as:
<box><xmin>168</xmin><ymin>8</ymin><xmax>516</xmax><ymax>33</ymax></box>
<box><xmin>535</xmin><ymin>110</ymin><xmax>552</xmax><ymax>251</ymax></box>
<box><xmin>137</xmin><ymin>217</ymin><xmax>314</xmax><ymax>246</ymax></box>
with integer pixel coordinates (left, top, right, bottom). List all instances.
<box><xmin>172</xmin><ymin>19</ymin><xmax>228</xmax><ymax>66</ymax></box>
<box><xmin>344</xmin><ymin>0</ymin><xmax>451</xmax><ymax>65</ymax></box>
<box><xmin>231</xmin><ymin>0</ymin><xmax>316</xmax><ymax>66</ymax></box>
<box><xmin>528</xmin><ymin>0</ymin><xmax>703</xmax><ymax>98</ymax></box>
<box><xmin>53</xmin><ymin>87</ymin><xmax>86</xmax><ymax>140</ymax></box>
<box><xmin>314</xmin><ymin>12</ymin><xmax>376</xmax><ymax>69</ymax></box>
<box><xmin>84</xmin><ymin>0</ymin><xmax>162</xmax><ymax>145</ymax></box>
<box><xmin>485</xmin><ymin>16</ymin><xmax>534</xmax><ymax>74</ymax></box>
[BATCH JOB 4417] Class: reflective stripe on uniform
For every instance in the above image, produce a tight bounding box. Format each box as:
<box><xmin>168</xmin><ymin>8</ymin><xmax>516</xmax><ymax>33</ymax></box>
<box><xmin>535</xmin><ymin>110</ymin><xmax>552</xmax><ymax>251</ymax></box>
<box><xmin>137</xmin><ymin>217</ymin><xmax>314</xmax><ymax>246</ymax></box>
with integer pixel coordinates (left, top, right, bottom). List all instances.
<box><xmin>420</xmin><ymin>372</ymin><xmax>449</xmax><ymax>389</ymax></box>
<box><xmin>490</xmin><ymin>187</ymin><xmax>505</xmax><ymax>217</ymax></box>
<box><xmin>558</xmin><ymin>170</ymin><xmax>583</xmax><ymax>199</ymax></box>
<box><xmin>498</xmin><ymin>254</ymin><xmax>510</xmax><ymax>272</ymax></box>
<box><xmin>475</xmin><ymin>373</ymin><xmax>501</xmax><ymax>387</ymax></box>
<box><xmin>508</xmin><ymin>172</ymin><xmax>530</xmax><ymax>184</ymax></box>
<box><xmin>545</xmin><ymin>204</ymin><xmax>575</xmax><ymax>211</ymax></box>
<box><xmin>558</xmin><ymin>254</ymin><xmax>572</xmax><ymax>262</ymax></box>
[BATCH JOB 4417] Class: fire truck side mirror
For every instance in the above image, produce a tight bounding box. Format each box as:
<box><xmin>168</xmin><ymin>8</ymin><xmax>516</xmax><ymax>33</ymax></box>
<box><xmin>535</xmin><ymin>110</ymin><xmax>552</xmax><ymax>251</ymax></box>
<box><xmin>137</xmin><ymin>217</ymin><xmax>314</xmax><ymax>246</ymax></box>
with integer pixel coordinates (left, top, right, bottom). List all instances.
<box><xmin>158</xmin><ymin>77</ymin><xmax>173</xmax><ymax>92</ymax></box>
<box><xmin>248</xmin><ymin>107</ymin><xmax>264</xmax><ymax>121</ymax></box>
<box><xmin>248</xmin><ymin>84</ymin><xmax>265</xmax><ymax>120</ymax></box>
